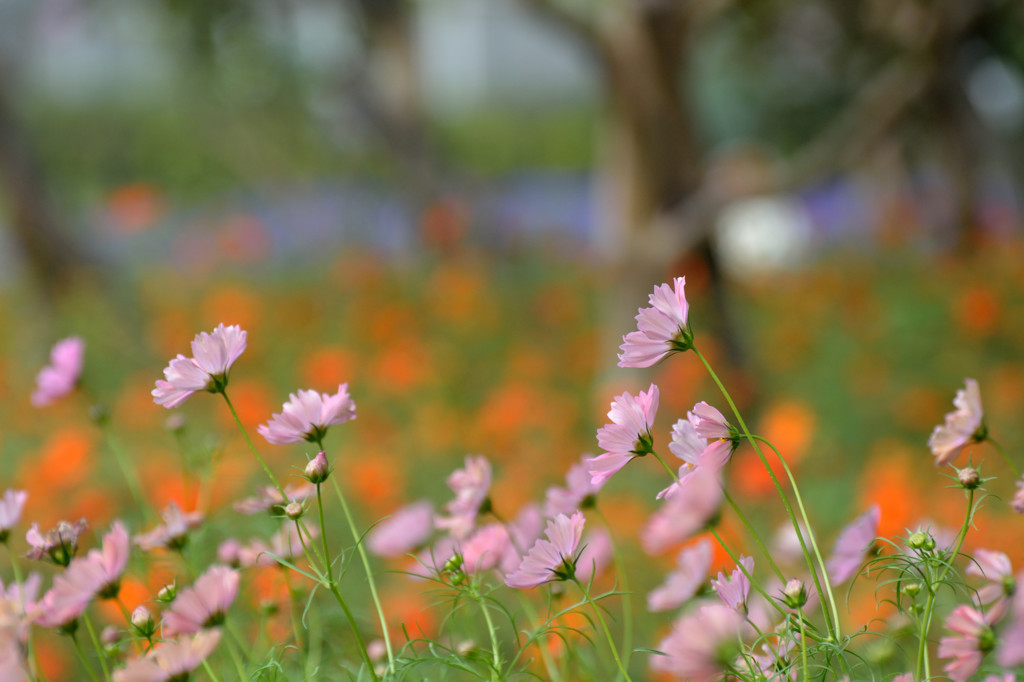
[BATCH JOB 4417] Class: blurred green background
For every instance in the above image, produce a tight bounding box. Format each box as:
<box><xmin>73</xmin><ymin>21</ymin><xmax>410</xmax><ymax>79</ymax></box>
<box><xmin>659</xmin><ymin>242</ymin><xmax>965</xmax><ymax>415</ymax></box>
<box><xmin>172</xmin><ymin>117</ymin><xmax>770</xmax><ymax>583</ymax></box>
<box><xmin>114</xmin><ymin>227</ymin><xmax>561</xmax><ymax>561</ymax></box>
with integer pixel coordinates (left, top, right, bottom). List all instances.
<box><xmin>1</xmin><ymin>0</ymin><xmax>1024</xmax><ymax>675</ymax></box>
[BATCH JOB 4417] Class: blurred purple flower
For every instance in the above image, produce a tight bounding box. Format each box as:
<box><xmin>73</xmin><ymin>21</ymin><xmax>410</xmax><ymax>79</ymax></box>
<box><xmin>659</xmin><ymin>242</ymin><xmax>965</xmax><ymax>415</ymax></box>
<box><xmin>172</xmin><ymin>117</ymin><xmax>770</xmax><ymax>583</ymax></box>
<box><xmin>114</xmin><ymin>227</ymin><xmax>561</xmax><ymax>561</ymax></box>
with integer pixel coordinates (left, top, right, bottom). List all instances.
<box><xmin>436</xmin><ymin>456</ymin><xmax>492</xmax><ymax>540</ymax></box>
<box><xmin>134</xmin><ymin>502</ymin><xmax>203</xmax><ymax>552</ymax></box>
<box><xmin>825</xmin><ymin>505</ymin><xmax>880</xmax><ymax>584</ymax></box>
<box><xmin>113</xmin><ymin>630</ymin><xmax>222</xmax><ymax>682</ymax></box>
<box><xmin>648</xmin><ymin>538</ymin><xmax>712</xmax><ymax>612</ymax></box>
<box><xmin>164</xmin><ymin>565</ymin><xmax>239</xmax><ymax>636</ymax></box>
<box><xmin>32</xmin><ymin>337</ymin><xmax>84</xmax><ymax>407</ymax></box>
<box><xmin>939</xmin><ymin>605</ymin><xmax>995</xmax><ymax>682</ymax></box>
<box><xmin>366</xmin><ymin>501</ymin><xmax>434</xmax><ymax>558</ymax></box>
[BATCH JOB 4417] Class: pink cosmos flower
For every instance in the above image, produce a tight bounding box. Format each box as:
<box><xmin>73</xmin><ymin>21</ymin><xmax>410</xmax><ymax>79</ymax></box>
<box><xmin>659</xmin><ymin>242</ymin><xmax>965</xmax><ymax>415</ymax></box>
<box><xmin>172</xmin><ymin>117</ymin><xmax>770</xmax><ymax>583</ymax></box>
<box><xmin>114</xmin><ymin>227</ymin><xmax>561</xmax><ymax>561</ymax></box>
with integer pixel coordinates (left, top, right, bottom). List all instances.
<box><xmin>505</xmin><ymin>512</ymin><xmax>585</xmax><ymax>589</ymax></box>
<box><xmin>575</xmin><ymin>528</ymin><xmax>613</xmax><ymax>584</ymax></box>
<box><xmin>587</xmin><ymin>384</ymin><xmax>659</xmax><ymax>487</ymax></box>
<box><xmin>648</xmin><ymin>539</ymin><xmax>713</xmax><ymax>612</ymax></box>
<box><xmin>967</xmin><ymin>549</ymin><xmax>1015</xmax><ymax>623</ymax></box>
<box><xmin>37</xmin><ymin>521</ymin><xmax>130</xmax><ymax>627</ymax></box>
<box><xmin>929</xmin><ymin>379</ymin><xmax>985</xmax><ymax>466</ymax></box>
<box><xmin>233</xmin><ymin>483</ymin><xmax>316</xmax><ymax>515</ymax></box>
<box><xmin>257</xmin><ymin>385</ymin><xmax>357</xmax><ymax>445</ymax></box>
<box><xmin>0</xmin><ymin>491</ymin><xmax>27</xmax><ymax>542</ymax></box>
<box><xmin>618</xmin><ymin>277</ymin><xmax>693</xmax><ymax>368</ymax></box>
<box><xmin>642</xmin><ymin>466</ymin><xmax>722</xmax><ymax>555</ymax></box>
<box><xmin>134</xmin><ymin>502</ymin><xmax>204</xmax><ymax>552</ymax></box>
<box><xmin>436</xmin><ymin>456</ymin><xmax>492</xmax><ymax>540</ymax></box>
<box><xmin>938</xmin><ymin>604</ymin><xmax>996</xmax><ymax>682</ymax></box>
<box><xmin>113</xmin><ymin>630</ymin><xmax>222</xmax><ymax>682</ymax></box>
<box><xmin>690</xmin><ymin>402</ymin><xmax>735</xmax><ymax>441</ymax></box>
<box><xmin>660</xmin><ymin>417</ymin><xmax>732</xmax><ymax>500</ymax></box>
<box><xmin>163</xmin><ymin>565</ymin><xmax>239</xmax><ymax>636</ymax></box>
<box><xmin>825</xmin><ymin>505</ymin><xmax>880</xmax><ymax>584</ymax></box>
<box><xmin>0</xmin><ymin>573</ymin><xmax>41</xmax><ymax>671</ymax></box>
<box><xmin>366</xmin><ymin>501</ymin><xmax>434</xmax><ymax>558</ymax></box>
<box><xmin>712</xmin><ymin>555</ymin><xmax>754</xmax><ymax>613</ymax></box>
<box><xmin>152</xmin><ymin>324</ymin><xmax>247</xmax><ymax>408</ymax></box>
<box><xmin>544</xmin><ymin>457</ymin><xmax>602</xmax><ymax>517</ymax></box>
<box><xmin>25</xmin><ymin>519</ymin><xmax>88</xmax><ymax>566</ymax></box>
<box><xmin>651</xmin><ymin>604</ymin><xmax>749</xmax><ymax>681</ymax></box>
<box><xmin>1012</xmin><ymin>475</ymin><xmax>1024</xmax><ymax>515</ymax></box>
<box><xmin>461</xmin><ymin>524</ymin><xmax>511</xmax><ymax>574</ymax></box>
<box><xmin>31</xmin><ymin>337</ymin><xmax>85</xmax><ymax>407</ymax></box>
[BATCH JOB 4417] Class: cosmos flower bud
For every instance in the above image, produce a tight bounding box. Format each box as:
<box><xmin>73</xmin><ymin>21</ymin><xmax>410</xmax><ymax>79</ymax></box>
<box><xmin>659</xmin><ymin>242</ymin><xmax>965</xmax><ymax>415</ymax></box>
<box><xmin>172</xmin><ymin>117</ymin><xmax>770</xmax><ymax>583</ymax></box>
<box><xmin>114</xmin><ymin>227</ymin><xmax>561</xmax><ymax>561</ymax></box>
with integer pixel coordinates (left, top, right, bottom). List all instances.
<box><xmin>158</xmin><ymin>582</ymin><xmax>178</xmax><ymax>603</ymax></box>
<box><xmin>284</xmin><ymin>502</ymin><xmax>304</xmax><ymax>520</ymax></box>
<box><xmin>782</xmin><ymin>579</ymin><xmax>808</xmax><ymax>609</ymax></box>
<box><xmin>904</xmin><ymin>582</ymin><xmax>922</xmax><ymax>597</ymax></box>
<box><xmin>908</xmin><ymin>530</ymin><xmax>936</xmax><ymax>552</ymax></box>
<box><xmin>957</xmin><ymin>467</ymin><xmax>981</xmax><ymax>490</ymax></box>
<box><xmin>131</xmin><ymin>606</ymin><xmax>156</xmax><ymax>638</ymax></box>
<box><xmin>305</xmin><ymin>451</ymin><xmax>331</xmax><ymax>484</ymax></box>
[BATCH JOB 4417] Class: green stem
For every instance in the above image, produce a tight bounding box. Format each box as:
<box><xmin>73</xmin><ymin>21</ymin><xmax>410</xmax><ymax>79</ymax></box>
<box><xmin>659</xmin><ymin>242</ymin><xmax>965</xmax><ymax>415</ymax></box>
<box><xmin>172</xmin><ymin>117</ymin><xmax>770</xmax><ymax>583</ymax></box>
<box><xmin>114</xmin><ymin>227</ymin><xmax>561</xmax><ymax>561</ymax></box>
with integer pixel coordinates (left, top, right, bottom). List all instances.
<box><xmin>475</xmin><ymin>591</ymin><xmax>502</xmax><ymax>681</ymax></box>
<box><xmin>593</xmin><ymin>507</ymin><xmax>633</xmax><ymax>681</ymax></box>
<box><xmin>650</xmin><ymin>451</ymin><xmax>679</xmax><ymax>483</ymax></box>
<box><xmin>513</xmin><ymin>595</ymin><xmax>564</xmax><ymax>682</ymax></box>
<box><xmin>327</xmin><ymin>582</ymin><xmax>380</xmax><ymax>682</ymax></box>
<box><xmin>798</xmin><ymin>613</ymin><xmax>810</xmax><ymax>682</ymax></box>
<box><xmin>82</xmin><ymin>612</ymin><xmax>111</xmax><ymax>681</ymax></box>
<box><xmin>708</xmin><ymin>528</ymin><xmax>787</xmax><ymax>620</ymax></box>
<box><xmin>571</xmin><ymin>579</ymin><xmax>632</xmax><ymax>682</ymax></box>
<box><xmin>329</xmin><ymin>476</ymin><xmax>394</xmax><ymax>673</ymax></box>
<box><xmin>693</xmin><ymin>347</ymin><xmax>840</xmax><ymax>640</ymax></box>
<box><xmin>70</xmin><ymin>633</ymin><xmax>102</xmax><ymax>682</ymax></box>
<box><xmin>915</xmin><ymin>488</ymin><xmax>975</xmax><ymax>681</ymax></box>
<box><xmin>100</xmin><ymin>425</ymin><xmax>156</xmax><ymax>522</ymax></box>
<box><xmin>201</xmin><ymin>658</ymin><xmax>225</xmax><ymax>682</ymax></box>
<box><xmin>986</xmin><ymin>437</ymin><xmax>1021</xmax><ymax>478</ymax></box>
<box><xmin>219</xmin><ymin>391</ymin><xmax>286</xmax><ymax>498</ymax></box>
<box><xmin>721</xmin><ymin>488</ymin><xmax>786</xmax><ymax>583</ymax></box>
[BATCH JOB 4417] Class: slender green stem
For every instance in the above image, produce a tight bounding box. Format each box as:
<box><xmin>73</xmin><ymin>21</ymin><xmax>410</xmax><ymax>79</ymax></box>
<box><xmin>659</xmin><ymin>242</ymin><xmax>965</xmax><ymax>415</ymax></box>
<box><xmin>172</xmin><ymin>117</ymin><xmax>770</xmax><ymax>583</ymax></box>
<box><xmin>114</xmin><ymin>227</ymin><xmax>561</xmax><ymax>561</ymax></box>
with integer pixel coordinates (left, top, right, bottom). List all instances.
<box><xmin>708</xmin><ymin>528</ymin><xmax>787</xmax><ymax>620</ymax></box>
<box><xmin>693</xmin><ymin>347</ymin><xmax>839</xmax><ymax>640</ymax></box>
<box><xmin>798</xmin><ymin>613</ymin><xmax>810</xmax><ymax>682</ymax></box>
<box><xmin>219</xmin><ymin>391</ymin><xmax>286</xmax><ymax>498</ymax></box>
<box><xmin>721</xmin><ymin>489</ymin><xmax>786</xmax><ymax>583</ymax></box>
<box><xmin>915</xmin><ymin>489</ymin><xmax>975</xmax><ymax>681</ymax></box>
<box><xmin>593</xmin><ymin>507</ymin><xmax>633</xmax><ymax>681</ymax></box>
<box><xmin>100</xmin><ymin>425</ymin><xmax>156</xmax><ymax>522</ymax></box>
<box><xmin>751</xmin><ymin>435</ymin><xmax>841</xmax><ymax>635</ymax></box>
<box><xmin>329</xmin><ymin>475</ymin><xmax>394</xmax><ymax>673</ymax></box>
<box><xmin>222</xmin><ymin>630</ymin><xmax>249</xmax><ymax>680</ymax></box>
<box><xmin>316</xmin><ymin>484</ymin><xmax>334</xmax><ymax>583</ymax></box>
<box><xmin>650</xmin><ymin>451</ymin><xmax>679</xmax><ymax>483</ymax></box>
<box><xmin>70</xmin><ymin>633</ymin><xmax>102</xmax><ymax>682</ymax></box>
<box><xmin>475</xmin><ymin>592</ymin><xmax>502</xmax><ymax>681</ymax></box>
<box><xmin>986</xmin><ymin>437</ymin><xmax>1021</xmax><ymax>478</ymax></box>
<box><xmin>571</xmin><ymin>578</ymin><xmax>632</xmax><ymax>682</ymax></box>
<box><xmin>326</xmin><ymin>581</ymin><xmax>380</xmax><ymax>682</ymax></box>
<box><xmin>82</xmin><ymin>612</ymin><xmax>111</xmax><ymax>681</ymax></box>
<box><xmin>513</xmin><ymin>595</ymin><xmax>564</xmax><ymax>682</ymax></box>
<box><xmin>201</xmin><ymin>658</ymin><xmax>225</xmax><ymax>682</ymax></box>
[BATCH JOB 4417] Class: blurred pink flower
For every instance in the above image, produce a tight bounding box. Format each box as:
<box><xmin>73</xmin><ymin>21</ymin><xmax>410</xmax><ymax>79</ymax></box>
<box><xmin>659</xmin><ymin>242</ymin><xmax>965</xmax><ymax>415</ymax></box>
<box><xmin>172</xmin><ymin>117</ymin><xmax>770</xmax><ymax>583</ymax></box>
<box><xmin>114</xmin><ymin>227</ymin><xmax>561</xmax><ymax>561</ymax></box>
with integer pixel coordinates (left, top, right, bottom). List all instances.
<box><xmin>37</xmin><ymin>521</ymin><xmax>130</xmax><ymax>627</ymax></box>
<box><xmin>712</xmin><ymin>555</ymin><xmax>754</xmax><ymax>613</ymax></box>
<box><xmin>929</xmin><ymin>379</ymin><xmax>984</xmax><ymax>466</ymax></box>
<box><xmin>436</xmin><ymin>456</ymin><xmax>492</xmax><ymax>540</ymax></box>
<box><xmin>545</xmin><ymin>457</ymin><xmax>601</xmax><ymax>517</ymax></box>
<box><xmin>153</xmin><ymin>324</ymin><xmax>247</xmax><ymax>408</ymax></box>
<box><xmin>967</xmin><ymin>549</ymin><xmax>1015</xmax><ymax>623</ymax></box>
<box><xmin>648</xmin><ymin>538</ymin><xmax>712</xmax><ymax>612</ymax></box>
<box><xmin>650</xmin><ymin>604</ymin><xmax>749</xmax><ymax>681</ymax></box>
<box><xmin>642</xmin><ymin>466</ymin><xmax>722</xmax><ymax>555</ymax></box>
<box><xmin>938</xmin><ymin>604</ymin><xmax>995</xmax><ymax>682</ymax></box>
<box><xmin>367</xmin><ymin>501</ymin><xmax>434</xmax><ymax>558</ymax></box>
<box><xmin>31</xmin><ymin>337</ymin><xmax>84</xmax><ymax>407</ymax></box>
<box><xmin>233</xmin><ymin>483</ymin><xmax>316</xmax><ymax>516</ymax></box>
<box><xmin>0</xmin><ymin>491</ymin><xmax>27</xmax><ymax>542</ymax></box>
<box><xmin>134</xmin><ymin>502</ymin><xmax>203</xmax><ymax>552</ymax></box>
<box><xmin>997</xmin><ymin>589</ymin><xmax>1024</xmax><ymax>667</ymax></box>
<box><xmin>113</xmin><ymin>630</ymin><xmax>221</xmax><ymax>682</ymax></box>
<box><xmin>1012</xmin><ymin>476</ymin><xmax>1024</xmax><ymax>515</ymax></box>
<box><xmin>575</xmin><ymin>528</ymin><xmax>613</xmax><ymax>584</ymax></box>
<box><xmin>258</xmin><ymin>385</ymin><xmax>357</xmax><ymax>445</ymax></box>
<box><xmin>25</xmin><ymin>519</ymin><xmax>88</xmax><ymax>566</ymax></box>
<box><xmin>690</xmin><ymin>402</ymin><xmax>734</xmax><ymax>441</ymax></box>
<box><xmin>618</xmin><ymin>277</ymin><xmax>692</xmax><ymax>368</ymax></box>
<box><xmin>461</xmin><ymin>524</ymin><xmax>511</xmax><ymax>574</ymax></box>
<box><xmin>505</xmin><ymin>512</ymin><xmax>585</xmax><ymax>589</ymax></box>
<box><xmin>825</xmin><ymin>505</ymin><xmax>880</xmax><ymax>584</ymax></box>
<box><xmin>587</xmin><ymin>384</ymin><xmax>659</xmax><ymax>487</ymax></box>
<box><xmin>163</xmin><ymin>565</ymin><xmax>239</xmax><ymax>636</ymax></box>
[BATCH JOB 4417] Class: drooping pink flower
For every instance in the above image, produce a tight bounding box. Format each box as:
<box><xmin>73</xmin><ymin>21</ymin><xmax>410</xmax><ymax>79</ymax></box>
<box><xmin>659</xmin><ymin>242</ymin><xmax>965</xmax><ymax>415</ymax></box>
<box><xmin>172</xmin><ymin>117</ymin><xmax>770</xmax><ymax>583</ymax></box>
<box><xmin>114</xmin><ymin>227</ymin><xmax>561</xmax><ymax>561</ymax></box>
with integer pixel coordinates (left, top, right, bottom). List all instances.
<box><xmin>152</xmin><ymin>324</ymin><xmax>246</xmax><ymax>408</ymax></box>
<box><xmin>544</xmin><ymin>457</ymin><xmax>601</xmax><ymax>517</ymax></box>
<box><xmin>575</xmin><ymin>528</ymin><xmax>613</xmax><ymax>584</ymax></box>
<box><xmin>233</xmin><ymin>483</ymin><xmax>316</xmax><ymax>515</ymax></box>
<box><xmin>31</xmin><ymin>337</ymin><xmax>85</xmax><ymax>407</ymax></box>
<box><xmin>825</xmin><ymin>505</ymin><xmax>880</xmax><ymax>584</ymax></box>
<box><xmin>618</xmin><ymin>277</ymin><xmax>693</xmax><ymax>368</ymax></box>
<box><xmin>967</xmin><ymin>549</ymin><xmax>1015</xmax><ymax>623</ymax></box>
<box><xmin>366</xmin><ymin>501</ymin><xmax>434</xmax><ymax>558</ymax></box>
<box><xmin>257</xmin><ymin>385</ymin><xmax>356</xmax><ymax>445</ymax></box>
<box><xmin>436</xmin><ymin>456</ymin><xmax>492</xmax><ymax>540</ymax></box>
<box><xmin>25</xmin><ymin>519</ymin><xmax>88</xmax><ymax>566</ymax></box>
<box><xmin>648</xmin><ymin>539</ymin><xmax>713</xmax><ymax>612</ymax></box>
<box><xmin>0</xmin><ymin>491</ymin><xmax>27</xmax><ymax>542</ymax></box>
<box><xmin>113</xmin><ymin>630</ymin><xmax>222</xmax><ymax>682</ymax></box>
<box><xmin>651</xmin><ymin>604</ymin><xmax>749</xmax><ymax>681</ymax></box>
<box><xmin>133</xmin><ymin>502</ymin><xmax>203</xmax><ymax>552</ymax></box>
<box><xmin>505</xmin><ymin>512</ymin><xmax>585</xmax><ymax>589</ymax></box>
<box><xmin>642</xmin><ymin>466</ymin><xmax>722</xmax><ymax>555</ymax></box>
<box><xmin>587</xmin><ymin>384</ymin><xmax>659</xmax><ymax>487</ymax></box>
<box><xmin>712</xmin><ymin>555</ymin><xmax>754</xmax><ymax>613</ymax></box>
<box><xmin>37</xmin><ymin>521</ymin><xmax>131</xmax><ymax>627</ymax></box>
<box><xmin>929</xmin><ymin>379</ymin><xmax>985</xmax><ymax>466</ymax></box>
<box><xmin>938</xmin><ymin>604</ymin><xmax>996</xmax><ymax>682</ymax></box>
<box><xmin>163</xmin><ymin>565</ymin><xmax>239</xmax><ymax>636</ymax></box>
